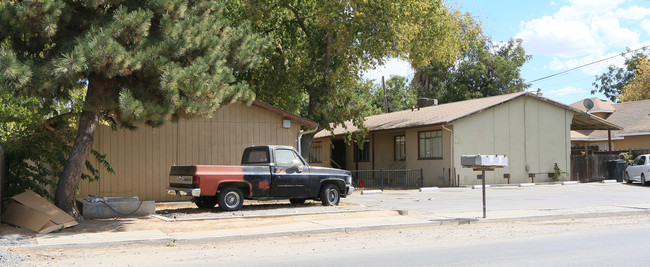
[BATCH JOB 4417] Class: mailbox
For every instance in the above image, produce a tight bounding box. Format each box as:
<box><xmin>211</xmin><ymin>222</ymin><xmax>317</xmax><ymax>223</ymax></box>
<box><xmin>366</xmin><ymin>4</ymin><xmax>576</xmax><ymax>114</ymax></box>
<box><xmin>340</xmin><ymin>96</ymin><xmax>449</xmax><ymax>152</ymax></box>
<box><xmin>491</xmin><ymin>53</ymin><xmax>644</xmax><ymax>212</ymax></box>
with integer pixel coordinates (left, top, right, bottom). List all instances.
<box><xmin>461</xmin><ymin>154</ymin><xmax>508</xmax><ymax>168</ymax></box>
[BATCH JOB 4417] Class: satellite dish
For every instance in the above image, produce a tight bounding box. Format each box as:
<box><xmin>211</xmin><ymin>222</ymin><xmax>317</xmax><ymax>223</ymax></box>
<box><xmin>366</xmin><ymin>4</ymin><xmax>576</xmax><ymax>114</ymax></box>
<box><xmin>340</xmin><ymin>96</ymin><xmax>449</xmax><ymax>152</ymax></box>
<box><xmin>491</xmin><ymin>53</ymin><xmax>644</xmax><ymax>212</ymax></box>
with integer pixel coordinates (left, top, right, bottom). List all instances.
<box><xmin>583</xmin><ymin>99</ymin><xmax>594</xmax><ymax>111</ymax></box>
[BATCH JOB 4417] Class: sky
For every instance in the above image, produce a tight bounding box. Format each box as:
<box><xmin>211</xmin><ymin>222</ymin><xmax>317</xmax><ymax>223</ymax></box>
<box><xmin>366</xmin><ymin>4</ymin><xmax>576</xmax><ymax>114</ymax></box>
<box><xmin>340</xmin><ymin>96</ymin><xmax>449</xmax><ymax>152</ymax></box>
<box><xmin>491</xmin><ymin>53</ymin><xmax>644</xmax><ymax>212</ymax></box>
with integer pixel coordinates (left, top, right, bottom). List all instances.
<box><xmin>363</xmin><ymin>0</ymin><xmax>650</xmax><ymax>105</ymax></box>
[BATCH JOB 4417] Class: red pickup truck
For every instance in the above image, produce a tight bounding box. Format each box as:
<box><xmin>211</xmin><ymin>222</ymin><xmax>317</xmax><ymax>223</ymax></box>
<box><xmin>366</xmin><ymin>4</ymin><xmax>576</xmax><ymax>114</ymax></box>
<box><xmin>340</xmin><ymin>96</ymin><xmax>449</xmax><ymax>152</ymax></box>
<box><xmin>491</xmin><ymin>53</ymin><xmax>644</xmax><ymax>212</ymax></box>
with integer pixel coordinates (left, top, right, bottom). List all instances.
<box><xmin>167</xmin><ymin>145</ymin><xmax>354</xmax><ymax>211</ymax></box>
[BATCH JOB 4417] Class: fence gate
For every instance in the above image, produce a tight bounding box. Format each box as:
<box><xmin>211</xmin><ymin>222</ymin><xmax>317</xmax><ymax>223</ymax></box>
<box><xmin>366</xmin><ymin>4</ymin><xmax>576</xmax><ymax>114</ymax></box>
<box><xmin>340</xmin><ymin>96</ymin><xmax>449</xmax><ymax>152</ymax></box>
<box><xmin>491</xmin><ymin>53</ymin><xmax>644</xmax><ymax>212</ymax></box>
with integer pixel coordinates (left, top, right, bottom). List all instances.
<box><xmin>350</xmin><ymin>169</ymin><xmax>423</xmax><ymax>190</ymax></box>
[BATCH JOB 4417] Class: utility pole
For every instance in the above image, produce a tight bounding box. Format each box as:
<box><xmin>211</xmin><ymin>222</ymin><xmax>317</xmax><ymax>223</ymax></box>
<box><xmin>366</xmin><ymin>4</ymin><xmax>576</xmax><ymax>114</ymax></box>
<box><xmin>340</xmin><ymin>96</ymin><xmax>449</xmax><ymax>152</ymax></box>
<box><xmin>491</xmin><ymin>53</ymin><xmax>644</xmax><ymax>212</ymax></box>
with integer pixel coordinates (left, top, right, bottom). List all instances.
<box><xmin>382</xmin><ymin>76</ymin><xmax>388</xmax><ymax>113</ymax></box>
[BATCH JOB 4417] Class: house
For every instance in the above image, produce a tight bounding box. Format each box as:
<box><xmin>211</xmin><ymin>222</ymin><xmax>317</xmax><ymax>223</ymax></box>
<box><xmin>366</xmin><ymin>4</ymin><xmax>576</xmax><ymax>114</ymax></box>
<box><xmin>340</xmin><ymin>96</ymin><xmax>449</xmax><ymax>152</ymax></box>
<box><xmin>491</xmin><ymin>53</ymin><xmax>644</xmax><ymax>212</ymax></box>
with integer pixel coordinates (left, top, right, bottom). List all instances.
<box><xmin>570</xmin><ymin>98</ymin><xmax>650</xmax><ymax>151</ymax></box>
<box><xmin>311</xmin><ymin>92</ymin><xmax>619</xmax><ymax>187</ymax></box>
<box><xmin>79</xmin><ymin>101</ymin><xmax>317</xmax><ymax>202</ymax></box>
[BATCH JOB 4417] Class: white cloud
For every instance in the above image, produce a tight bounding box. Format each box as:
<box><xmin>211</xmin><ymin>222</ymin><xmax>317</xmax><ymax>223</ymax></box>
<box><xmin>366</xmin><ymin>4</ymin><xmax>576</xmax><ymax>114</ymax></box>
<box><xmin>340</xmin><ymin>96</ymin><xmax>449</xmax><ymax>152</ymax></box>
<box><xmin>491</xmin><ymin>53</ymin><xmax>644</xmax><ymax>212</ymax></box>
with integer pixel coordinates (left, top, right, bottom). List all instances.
<box><xmin>515</xmin><ymin>0</ymin><xmax>649</xmax><ymax>58</ymax></box>
<box><xmin>362</xmin><ymin>58</ymin><xmax>414</xmax><ymax>84</ymax></box>
<box><xmin>643</xmin><ymin>19</ymin><xmax>650</xmax><ymax>34</ymax></box>
<box><xmin>547</xmin><ymin>52</ymin><xmax>626</xmax><ymax>75</ymax></box>
<box><xmin>516</xmin><ymin>16</ymin><xmax>602</xmax><ymax>57</ymax></box>
<box><xmin>547</xmin><ymin>86</ymin><xmax>589</xmax><ymax>97</ymax></box>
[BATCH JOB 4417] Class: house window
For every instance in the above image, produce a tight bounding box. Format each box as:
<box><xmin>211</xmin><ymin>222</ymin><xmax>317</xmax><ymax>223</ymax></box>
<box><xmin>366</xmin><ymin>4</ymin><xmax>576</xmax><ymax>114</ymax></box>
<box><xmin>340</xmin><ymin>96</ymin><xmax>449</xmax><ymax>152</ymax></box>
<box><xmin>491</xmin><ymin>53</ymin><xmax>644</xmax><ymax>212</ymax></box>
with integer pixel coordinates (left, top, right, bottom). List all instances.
<box><xmin>309</xmin><ymin>142</ymin><xmax>322</xmax><ymax>163</ymax></box>
<box><xmin>394</xmin><ymin>136</ymin><xmax>406</xmax><ymax>161</ymax></box>
<box><xmin>355</xmin><ymin>140</ymin><xmax>370</xmax><ymax>162</ymax></box>
<box><xmin>419</xmin><ymin>130</ymin><xmax>442</xmax><ymax>159</ymax></box>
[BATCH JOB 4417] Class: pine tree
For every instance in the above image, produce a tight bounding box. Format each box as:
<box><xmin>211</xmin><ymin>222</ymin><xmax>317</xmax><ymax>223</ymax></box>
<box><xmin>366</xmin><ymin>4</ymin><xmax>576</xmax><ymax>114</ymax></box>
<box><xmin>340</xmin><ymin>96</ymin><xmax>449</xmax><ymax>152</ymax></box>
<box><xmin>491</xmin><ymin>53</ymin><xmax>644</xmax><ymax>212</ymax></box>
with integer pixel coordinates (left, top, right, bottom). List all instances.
<box><xmin>0</xmin><ymin>0</ymin><xmax>267</xmax><ymax>220</ymax></box>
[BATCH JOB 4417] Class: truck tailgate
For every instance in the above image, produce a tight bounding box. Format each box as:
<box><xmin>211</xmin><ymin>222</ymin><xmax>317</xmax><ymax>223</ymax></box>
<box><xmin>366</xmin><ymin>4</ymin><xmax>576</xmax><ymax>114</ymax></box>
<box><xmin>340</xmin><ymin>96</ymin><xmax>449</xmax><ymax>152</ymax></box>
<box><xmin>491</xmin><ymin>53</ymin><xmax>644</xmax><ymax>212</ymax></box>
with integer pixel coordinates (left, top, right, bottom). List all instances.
<box><xmin>169</xmin><ymin>166</ymin><xmax>195</xmax><ymax>187</ymax></box>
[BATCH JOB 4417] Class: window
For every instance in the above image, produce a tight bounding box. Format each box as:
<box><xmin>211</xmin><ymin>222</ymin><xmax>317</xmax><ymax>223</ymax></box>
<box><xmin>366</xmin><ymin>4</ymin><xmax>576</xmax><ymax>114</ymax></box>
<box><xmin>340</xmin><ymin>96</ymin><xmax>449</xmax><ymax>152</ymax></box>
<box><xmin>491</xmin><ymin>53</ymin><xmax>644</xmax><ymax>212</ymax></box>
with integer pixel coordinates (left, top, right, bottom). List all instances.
<box><xmin>394</xmin><ymin>136</ymin><xmax>406</xmax><ymax>161</ymax></box>
<box><xmin>634</xmin><ymin>156</ymin><xmax>646</xmax><ymax>166</ymax></box>
<box><xmin>355</xmin><ymin>140</ymin><xmax>370</xmax><ymax>162</ymax></box>
<box><xmin>242</xmin><ymin>148</ymin><xmax>270</xmax><ymax>164</ymax></box>
<box><xmin>275</xmin><ymin>149</ymin><xmax>302</xmax><ymax>167</ymax></box>
<box><xmin>309</xmin><ymin>142</ymin><xmax>322</xmax><ymax>163</ymax></box>
<box><xmin>418</xmin><ymin>130</ymin><xmax>442</xmax><ymax>159</ymax></box>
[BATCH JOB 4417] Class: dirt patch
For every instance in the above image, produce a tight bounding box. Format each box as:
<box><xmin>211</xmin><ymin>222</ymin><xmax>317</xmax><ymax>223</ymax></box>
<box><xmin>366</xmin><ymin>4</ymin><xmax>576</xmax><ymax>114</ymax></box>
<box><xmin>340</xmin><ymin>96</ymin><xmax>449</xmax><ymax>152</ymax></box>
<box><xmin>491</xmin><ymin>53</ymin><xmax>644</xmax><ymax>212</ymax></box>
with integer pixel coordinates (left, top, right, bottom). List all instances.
<box><xmin>0</xmin><ymin>200</ymin><xmax>389</xmax><ymax>238</ymax></box>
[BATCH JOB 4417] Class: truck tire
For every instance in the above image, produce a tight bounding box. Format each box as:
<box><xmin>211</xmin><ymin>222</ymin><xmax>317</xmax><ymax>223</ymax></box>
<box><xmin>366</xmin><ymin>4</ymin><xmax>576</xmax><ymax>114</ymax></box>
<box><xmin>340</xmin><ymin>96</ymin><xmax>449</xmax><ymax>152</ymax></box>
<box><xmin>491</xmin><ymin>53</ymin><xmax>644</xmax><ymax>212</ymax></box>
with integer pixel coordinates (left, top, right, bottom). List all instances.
<box><xmin>320</xmin><ymin>184</ymin><xmax>340</xmax><ymax>206</ymax></box>
<box><xmin>194</xmin><ymin>196</ymin><xmax>217</xmax><ymax>209</ymax></box>
<box><xmin>218</xmin><ymin>187</ymin><xmax>244</xmax><ymax>211</ymax></box>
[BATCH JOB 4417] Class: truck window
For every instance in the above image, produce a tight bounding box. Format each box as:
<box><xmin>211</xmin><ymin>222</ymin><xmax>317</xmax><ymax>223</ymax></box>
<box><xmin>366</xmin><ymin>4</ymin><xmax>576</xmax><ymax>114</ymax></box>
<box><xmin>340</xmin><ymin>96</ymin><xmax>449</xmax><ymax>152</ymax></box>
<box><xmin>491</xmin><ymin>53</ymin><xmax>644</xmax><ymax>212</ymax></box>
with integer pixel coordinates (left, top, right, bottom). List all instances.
<box><xmin>275</xmin><ymin>149</ymin><xmax>303</xmax><ymax>167</ymax></box>
<box><xmin>242</xmin><ymin>148</ymin><xmax>270</xmax><ymax>164</ymax></box>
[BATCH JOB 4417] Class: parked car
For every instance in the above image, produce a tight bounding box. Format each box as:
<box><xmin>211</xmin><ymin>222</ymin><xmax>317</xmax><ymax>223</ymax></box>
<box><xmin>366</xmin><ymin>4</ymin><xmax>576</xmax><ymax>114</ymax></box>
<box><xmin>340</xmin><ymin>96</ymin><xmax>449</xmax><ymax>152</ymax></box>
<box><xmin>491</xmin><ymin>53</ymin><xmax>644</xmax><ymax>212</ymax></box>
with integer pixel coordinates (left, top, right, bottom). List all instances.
<box><xmin>167</xmin><ymin>145</ymin><xmax>354</xmax><ymax>211</ymax></box>
<box><xmin>624</xmin><ymin>154</ymin><xmax>650</xmax><ymax>185</ymax></box>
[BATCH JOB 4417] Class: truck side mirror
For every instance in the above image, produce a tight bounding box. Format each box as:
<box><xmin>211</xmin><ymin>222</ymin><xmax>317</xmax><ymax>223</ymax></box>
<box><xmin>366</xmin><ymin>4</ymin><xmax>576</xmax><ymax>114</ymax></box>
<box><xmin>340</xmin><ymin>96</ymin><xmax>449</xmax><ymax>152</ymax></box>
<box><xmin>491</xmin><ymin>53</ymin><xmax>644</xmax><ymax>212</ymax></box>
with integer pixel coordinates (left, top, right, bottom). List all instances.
<box><xmin>291</xmin><ymin>159</ymin><xmax>303</xmax><ymax>172</ymax></box>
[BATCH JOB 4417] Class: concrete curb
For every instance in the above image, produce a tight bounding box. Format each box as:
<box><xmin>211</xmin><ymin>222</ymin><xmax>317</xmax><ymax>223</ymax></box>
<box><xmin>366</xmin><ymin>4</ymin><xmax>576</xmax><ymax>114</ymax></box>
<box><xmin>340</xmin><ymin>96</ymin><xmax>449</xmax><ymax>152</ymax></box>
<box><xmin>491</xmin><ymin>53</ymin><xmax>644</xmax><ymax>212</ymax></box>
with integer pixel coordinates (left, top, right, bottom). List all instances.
<box><xmin>419</xmin><ymin>187</ymin><xmax>439</xmax><ymax>192</ymax></box>
<box><xmin>519</xmin><ymin>183</ymin><xmax>535</xmax><ymax>187</ymax></box>
<box><xmin>562</xmin><ymin>181</ymin><xmax>579</xmax><ymax>185</ymax></box>
<box><xmin>150</xmin><ymin>209</ymin><xmax>371</xmax><ymax>222</ymax></box>
<box><xmin>361</xmin><ymin>190</ymin><xmax>382</xmax><ymax>195</ymax></box>
<box><xmin>472</xmin><ymin>185</ymin><xmax>490</xmax><ymax>189</ymax></box>
<box><xmin>602</xmin><ymin>180</ymin><xmax>618</xmax><ymax>184</ymax></box>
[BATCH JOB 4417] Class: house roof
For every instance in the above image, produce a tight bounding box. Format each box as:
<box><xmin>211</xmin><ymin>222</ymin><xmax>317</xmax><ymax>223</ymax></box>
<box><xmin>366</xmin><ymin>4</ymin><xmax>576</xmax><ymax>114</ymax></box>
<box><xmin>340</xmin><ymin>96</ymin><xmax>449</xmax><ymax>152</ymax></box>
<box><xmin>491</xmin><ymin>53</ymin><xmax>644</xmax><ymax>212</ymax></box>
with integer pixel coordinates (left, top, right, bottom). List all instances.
<box><xmin>252</xmin><ymin>100</ymin><xmax>318</xmax><ymax>129</ymax></box>
<box><xmin>316</xmin><ymin>91</ymin><xmax>620</xmax><ymax>138</ymax></box>
<box><xmin>569</xmin><ymin>98</ymin><xmax>650</xmax><ymax>140</ymax></box>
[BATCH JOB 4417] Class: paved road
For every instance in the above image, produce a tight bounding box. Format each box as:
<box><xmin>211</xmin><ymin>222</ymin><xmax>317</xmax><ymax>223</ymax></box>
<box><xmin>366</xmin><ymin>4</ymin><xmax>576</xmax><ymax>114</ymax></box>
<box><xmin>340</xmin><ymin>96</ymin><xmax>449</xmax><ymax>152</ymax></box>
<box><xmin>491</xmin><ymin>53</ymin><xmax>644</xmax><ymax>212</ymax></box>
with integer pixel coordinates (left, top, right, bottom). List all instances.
<box><xmin>347</xmin><ymin>183</ymin><xmax>650</xmax><ymax>217</ymax></box>
<box><xmin>252</xmin><ymin>224</ymin><xmax>650</xmax><ymax>267</ymax></box>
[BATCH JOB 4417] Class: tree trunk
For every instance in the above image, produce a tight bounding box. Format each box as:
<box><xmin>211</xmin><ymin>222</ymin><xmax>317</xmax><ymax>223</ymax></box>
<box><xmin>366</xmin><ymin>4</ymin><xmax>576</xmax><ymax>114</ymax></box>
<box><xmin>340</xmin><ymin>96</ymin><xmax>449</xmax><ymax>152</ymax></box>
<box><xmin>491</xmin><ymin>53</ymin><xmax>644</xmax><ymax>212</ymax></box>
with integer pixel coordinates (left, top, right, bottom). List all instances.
<box><xmin>299</xmin><ymin>131</ymin><xmax>317</xmax><ymax>160</ymax></box>
<box><xmin>54</xmin><ymin>85</ymin><xmax>101</xmax><ymax>221</ymax></box>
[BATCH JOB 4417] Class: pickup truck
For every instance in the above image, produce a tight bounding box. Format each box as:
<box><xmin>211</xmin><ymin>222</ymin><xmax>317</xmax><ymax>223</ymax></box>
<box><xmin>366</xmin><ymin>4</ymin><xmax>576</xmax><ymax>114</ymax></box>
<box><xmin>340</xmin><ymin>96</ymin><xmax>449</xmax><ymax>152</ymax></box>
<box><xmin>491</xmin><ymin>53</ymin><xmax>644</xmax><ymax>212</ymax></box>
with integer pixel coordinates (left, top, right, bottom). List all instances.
<box><xmin>167</xmin><ymin>145</ymin><xmax>354</xmax><ymax>211</ymax></box>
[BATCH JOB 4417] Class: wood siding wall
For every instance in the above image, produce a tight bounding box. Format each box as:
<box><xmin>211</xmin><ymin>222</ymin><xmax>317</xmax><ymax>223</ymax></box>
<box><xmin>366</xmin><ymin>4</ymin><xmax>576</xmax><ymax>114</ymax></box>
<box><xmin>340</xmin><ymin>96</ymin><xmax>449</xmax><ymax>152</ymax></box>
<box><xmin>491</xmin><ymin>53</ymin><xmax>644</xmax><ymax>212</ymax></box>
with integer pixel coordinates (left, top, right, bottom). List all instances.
<box><xmin>78</xmin><ymin>102</ymin><xmax>301</xmax><ymax>201</ymax></box>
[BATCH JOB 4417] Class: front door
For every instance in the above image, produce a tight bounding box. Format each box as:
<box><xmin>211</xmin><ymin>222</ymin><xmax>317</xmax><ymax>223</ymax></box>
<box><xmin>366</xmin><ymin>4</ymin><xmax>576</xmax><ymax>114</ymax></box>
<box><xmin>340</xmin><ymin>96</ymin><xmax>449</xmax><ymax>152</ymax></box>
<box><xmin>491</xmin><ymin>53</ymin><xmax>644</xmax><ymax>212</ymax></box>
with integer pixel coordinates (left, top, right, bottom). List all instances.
<box><xmin>271</xmin><ymin>149</ymin><xmax>311</xmax><ymax>197</ymax></box>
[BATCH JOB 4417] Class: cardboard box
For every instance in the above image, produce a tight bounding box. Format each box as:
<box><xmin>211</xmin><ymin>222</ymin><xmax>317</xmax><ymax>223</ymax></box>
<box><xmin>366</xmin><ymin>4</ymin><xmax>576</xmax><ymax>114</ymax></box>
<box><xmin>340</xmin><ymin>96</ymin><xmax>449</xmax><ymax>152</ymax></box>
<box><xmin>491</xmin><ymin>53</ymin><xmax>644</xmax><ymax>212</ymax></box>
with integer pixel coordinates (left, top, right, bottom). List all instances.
<box><xmin>1</xmin><ymin>190</ymin><xmax>78</xmax><ymax>233</ymax></box>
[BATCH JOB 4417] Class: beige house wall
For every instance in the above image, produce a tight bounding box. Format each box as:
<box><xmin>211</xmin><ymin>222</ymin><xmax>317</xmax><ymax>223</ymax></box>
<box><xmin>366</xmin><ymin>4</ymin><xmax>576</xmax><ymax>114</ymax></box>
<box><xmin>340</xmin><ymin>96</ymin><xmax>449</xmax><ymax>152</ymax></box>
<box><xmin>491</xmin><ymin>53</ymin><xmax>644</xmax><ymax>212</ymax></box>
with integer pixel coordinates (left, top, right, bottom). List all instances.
<box><xmin>317</xmin><ymin>126</ymin><xmax>453</xmax><ymax>187</ymax></box>
<box><xmin>79</xmin><ymin>102</ymin><xmax>302</xmax><ymax>202</ymax></box>
<box><xmin>452</xmin><ymin>97</ymin><xmax>573</xmax><ymax>185</ymax></box>
<box><xmin>621</xmin><ymin>135</ymin><xmax>650</xmax><ymax>150</ymax></box>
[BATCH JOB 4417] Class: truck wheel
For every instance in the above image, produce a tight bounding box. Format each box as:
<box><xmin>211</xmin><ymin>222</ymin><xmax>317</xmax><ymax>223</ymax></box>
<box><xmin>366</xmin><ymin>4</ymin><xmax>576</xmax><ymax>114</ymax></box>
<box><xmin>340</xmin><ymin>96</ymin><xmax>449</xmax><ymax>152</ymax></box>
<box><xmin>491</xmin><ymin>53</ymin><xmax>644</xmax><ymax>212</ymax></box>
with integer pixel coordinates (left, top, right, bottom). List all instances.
<box><xmin>194</xmin><ymin>196</ymin><xmax>217</xmax><ymax>209</ymax></box>
<box><xmin>218</xmin><ymin>187</ymin><xmax>244</xmax><ymax>211</ymax></box>
<box><xmin>290</xmin><ymin>198</ymin><xmax>306</xmax><ymax>205</ymax></box>
<box><xmin>320</xmin><ymin>184</ymin><xmax>340</xmax><ymax>206</ymax></box>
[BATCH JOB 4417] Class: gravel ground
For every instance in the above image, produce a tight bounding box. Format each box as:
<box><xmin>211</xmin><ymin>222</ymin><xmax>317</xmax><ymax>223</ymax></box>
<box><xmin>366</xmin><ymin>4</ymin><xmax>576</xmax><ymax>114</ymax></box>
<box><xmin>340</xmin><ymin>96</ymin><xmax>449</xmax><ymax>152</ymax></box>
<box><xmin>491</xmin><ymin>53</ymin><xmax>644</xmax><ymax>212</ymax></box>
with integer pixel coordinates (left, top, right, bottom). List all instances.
<box><xmin>155</xmin><ymin>199</ymin><xmax>375</xmax><ymax>220</ymax></box>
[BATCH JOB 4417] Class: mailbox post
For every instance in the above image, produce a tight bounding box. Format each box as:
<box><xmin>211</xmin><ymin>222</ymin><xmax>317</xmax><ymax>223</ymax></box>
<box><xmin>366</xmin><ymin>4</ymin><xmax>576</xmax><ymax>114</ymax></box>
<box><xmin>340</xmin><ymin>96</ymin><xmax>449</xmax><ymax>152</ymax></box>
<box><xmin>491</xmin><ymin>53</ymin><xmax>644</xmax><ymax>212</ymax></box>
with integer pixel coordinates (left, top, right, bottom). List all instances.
<box><xmin>461</xmin><ymin>155</ymin><xmax>508</xmax><ymax>218</ymax></box>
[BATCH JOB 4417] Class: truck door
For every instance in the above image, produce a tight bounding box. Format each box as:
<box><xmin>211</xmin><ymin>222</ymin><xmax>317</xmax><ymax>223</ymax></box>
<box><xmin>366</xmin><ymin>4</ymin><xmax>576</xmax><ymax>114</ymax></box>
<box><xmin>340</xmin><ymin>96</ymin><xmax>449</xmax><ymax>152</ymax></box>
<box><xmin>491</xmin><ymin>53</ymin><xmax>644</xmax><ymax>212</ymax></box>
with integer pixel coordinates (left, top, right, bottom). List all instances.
<box><xmin>271</xmin><ymin>148</ymin><xmax>311</xmax><ymax>197</ymax></box>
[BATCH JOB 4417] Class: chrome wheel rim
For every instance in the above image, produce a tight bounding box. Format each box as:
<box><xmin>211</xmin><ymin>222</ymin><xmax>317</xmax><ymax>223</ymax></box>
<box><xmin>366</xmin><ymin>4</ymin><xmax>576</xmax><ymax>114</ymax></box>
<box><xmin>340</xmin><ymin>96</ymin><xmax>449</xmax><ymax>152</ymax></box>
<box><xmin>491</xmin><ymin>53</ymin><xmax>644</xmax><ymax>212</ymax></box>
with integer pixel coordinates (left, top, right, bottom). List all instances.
<box><xmin>327</xmin><ymin>188</ymin><xmax>339</xmax><ymax>203</ymax></box>
<box><xmin>224</xmin><ymin>191</ymin><xmax>240</xmax><ymax>208</ymax></box>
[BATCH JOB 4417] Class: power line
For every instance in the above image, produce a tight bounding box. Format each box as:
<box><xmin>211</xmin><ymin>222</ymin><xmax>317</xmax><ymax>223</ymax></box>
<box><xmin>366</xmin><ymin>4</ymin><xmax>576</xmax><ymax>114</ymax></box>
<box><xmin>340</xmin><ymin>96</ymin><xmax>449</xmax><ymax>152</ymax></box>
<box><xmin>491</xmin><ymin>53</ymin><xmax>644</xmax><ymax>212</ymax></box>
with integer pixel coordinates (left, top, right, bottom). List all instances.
<box><xmin>527</xmin><ymin>44</ymin><xmax>650</xmax><ymax>84</ymax></box>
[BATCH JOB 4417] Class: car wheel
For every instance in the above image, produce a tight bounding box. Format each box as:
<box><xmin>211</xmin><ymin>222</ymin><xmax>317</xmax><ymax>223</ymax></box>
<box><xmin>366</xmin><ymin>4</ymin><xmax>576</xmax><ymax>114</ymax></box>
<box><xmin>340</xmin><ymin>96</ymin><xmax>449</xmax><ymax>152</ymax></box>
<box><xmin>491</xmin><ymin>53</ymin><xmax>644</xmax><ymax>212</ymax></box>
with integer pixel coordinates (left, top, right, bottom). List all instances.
<box><xmin>642</xmin><ymin>174</ymin><xmax>647</xmax><ymax>186</ymax></box>
<box><xmin>320</xmin><ymin>184</ymin><xmax>340</xmax><ymax>206</ymax></box>
<box><xmin>193</xmin><ymin>196</ymin><xmax>217</xmax><ymax>209</ymax></box>
<box><xmin>289</xmin><ymin>198</ymin><xmax>306</xmax><ymax>205</ymax></box>
<box><xmin>624</xmin><ymin>172</ymin><xmax>632</xmax><ymax>184</ymax></box>
<box><xmin>218</xmin><ymin>187</ymin><xmax>244</xmax><ymax>211</ymax></box>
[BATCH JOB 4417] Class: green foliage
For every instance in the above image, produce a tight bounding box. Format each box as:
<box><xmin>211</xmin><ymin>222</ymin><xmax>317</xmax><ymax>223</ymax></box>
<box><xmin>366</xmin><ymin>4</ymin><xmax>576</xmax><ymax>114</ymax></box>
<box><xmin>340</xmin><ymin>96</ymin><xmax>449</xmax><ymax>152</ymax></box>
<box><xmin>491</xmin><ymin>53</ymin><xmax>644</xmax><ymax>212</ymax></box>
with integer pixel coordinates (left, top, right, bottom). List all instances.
<box><xmin>618</xmin><ymin>57</ymin><xmax>650</xmax><ymax>102</ymax></box>
<box><xmin>620</xmin><ymin>152</ymin><xmax>633</xmax><ymax>162</ymax></box>
<box><xmin>1</xmin><ymin>89</ymin><xmax>113</xmax><ymax>200</ymax></box>
<box><xmin>222</xmin><ymin>0</ymin><xmax>477</xmax><ymax>136</ymax></box>
<box><xmin>592</xmin><ymin>48</ymin><xmax>649</xmax><ymax>102</ymax></box>
<box><xmin>371</xmin><ymin>75</ymin><xmax>417</xmax><ymax>113</ymax></box>
<box><xmin>413</xmin><ymin>38</ymin><xmax>531</xmax><ymax>104</ymax></box>
<box><xmin>0</xmin><ymin>1</ymin><xmax>267</xmax><ymax>205</ymax></box>
<box><xmin>552</xmin><ymin>163</ymin><xmax>566</xmax><ymax>182</ymax></box>
<box><xmin>0</xmin><ymin>0</ymin><xmax>268</xmax><ymax>128</ymax></box>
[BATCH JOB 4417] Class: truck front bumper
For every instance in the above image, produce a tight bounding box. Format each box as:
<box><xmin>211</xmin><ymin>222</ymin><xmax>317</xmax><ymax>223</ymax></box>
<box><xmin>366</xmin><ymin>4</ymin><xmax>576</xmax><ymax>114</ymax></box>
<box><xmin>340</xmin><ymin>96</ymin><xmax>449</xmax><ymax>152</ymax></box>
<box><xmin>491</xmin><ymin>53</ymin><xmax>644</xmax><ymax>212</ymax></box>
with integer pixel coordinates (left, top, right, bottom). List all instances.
<box><xmin>345</xmin><ymin>185</ymin><xmax>354</xmax><ymax>196</ymax></box>
<box><xmin>167</xmin><ymin>187</ymin><xmax>201</xmax><ymax>197</ymax></box>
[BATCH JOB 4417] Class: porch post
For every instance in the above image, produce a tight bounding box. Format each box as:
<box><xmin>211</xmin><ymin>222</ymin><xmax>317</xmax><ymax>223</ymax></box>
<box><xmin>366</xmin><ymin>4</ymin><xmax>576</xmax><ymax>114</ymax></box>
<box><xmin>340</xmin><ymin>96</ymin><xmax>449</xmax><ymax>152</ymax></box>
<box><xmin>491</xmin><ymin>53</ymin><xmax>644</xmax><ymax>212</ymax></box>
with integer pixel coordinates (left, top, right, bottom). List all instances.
<box><xmin>608</xmin><ymin>130</ymin><xmax>612</xmax><ymax>155</ymax></box>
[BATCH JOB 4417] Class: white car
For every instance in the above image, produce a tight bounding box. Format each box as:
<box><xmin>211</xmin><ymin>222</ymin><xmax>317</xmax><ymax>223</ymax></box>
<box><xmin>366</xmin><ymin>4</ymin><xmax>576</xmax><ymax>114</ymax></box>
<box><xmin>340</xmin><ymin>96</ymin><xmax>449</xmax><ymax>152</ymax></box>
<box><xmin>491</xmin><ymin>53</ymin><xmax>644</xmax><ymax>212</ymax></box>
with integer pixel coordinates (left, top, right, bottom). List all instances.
<box><xmin>625</xmin><ymin>154</ymin><xmax>650</xmax><ymax>185</ymax></box>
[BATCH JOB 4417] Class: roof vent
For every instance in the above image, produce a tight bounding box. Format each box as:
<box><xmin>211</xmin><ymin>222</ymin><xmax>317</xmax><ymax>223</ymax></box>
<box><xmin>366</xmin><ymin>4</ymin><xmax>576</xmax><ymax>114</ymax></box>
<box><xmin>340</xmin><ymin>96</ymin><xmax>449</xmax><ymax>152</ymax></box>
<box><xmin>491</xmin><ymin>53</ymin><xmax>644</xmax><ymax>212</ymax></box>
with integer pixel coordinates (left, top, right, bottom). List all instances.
<box><xmin>536</xmin><ymin>88</ymin><xmax>543</xmax><ymax>97</ymax></box>
<box><xmin>417</xmin><ymin>98</ymin><xmax>438</xmax><ymax>107</ymax></box>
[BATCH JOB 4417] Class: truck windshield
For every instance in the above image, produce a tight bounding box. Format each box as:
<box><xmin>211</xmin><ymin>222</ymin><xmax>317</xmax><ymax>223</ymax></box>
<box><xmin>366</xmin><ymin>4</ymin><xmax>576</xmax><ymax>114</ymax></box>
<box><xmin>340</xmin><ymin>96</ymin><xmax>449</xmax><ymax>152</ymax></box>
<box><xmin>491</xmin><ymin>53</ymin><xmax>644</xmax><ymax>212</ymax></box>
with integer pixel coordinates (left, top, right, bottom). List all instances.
<box><xmin>242</xmin><ymin>148</ymin><xmax>270</xmax><ymax>164</ymax></box>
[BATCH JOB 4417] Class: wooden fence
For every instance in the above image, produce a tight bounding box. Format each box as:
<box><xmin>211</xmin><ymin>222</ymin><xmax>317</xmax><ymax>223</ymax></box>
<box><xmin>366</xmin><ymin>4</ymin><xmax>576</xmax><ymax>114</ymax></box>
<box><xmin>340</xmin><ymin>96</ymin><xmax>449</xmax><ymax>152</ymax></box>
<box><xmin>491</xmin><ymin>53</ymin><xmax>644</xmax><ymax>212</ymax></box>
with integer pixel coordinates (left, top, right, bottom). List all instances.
<box><xmin>570</xmin><ymin>154</ymin><xmax>622</xmax><ymax>182</ymax></box>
